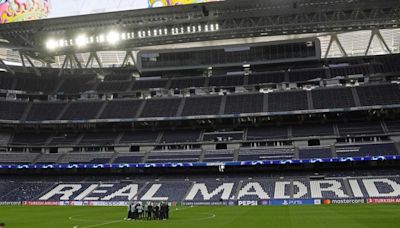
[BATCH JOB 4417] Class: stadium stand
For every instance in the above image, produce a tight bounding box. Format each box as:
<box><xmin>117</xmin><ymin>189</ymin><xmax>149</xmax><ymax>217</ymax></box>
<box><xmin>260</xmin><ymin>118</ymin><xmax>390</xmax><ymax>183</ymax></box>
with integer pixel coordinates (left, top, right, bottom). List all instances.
<box><xmin>1</xmin><ymin>0</ymin><xmax>400</xmax><ymax>209</ymax></box>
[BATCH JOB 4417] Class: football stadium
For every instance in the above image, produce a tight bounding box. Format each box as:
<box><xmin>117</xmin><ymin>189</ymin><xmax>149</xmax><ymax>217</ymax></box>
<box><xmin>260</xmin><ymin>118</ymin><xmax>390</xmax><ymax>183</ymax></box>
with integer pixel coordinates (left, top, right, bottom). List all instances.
<box><xmin>0</xmin><ymin>0</ymin><xmax>400</xmax><ymax>227</ymax></box>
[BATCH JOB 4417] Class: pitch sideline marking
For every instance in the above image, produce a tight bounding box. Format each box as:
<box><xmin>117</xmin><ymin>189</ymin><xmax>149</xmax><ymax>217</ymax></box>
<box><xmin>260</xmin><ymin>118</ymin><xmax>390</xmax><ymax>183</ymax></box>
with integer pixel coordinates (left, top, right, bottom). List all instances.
<box><xmin>81</xmin><ymin>220</ymin><xmax>124</xmax><ymax>228</ymax></box>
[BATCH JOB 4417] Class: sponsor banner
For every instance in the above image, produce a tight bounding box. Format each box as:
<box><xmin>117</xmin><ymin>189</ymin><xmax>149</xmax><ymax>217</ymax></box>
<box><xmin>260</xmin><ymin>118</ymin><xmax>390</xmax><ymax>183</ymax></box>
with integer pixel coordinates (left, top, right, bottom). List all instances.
<box><xmin>269</xmin><ymin>199</ymin><xmax>318</xmax><ymax>206</ymax></box>
<box><xmin>367</xmin><ymin>198</ymin><xmax>400</xmax><ymax>204</ymax></box>
<box><xmin>1</xmin><ymin>155</ymin><xmax>399</xmax><ymax>170</ymax></box>
<box><xmin>22</xmin><ymin>201</ymin><xmax>60</xmax><ymax>206</ymax></box>
<box><xmin>91</xmin><ymin>201</ymin><xmax>129</xmax><ymax>207</ymax></box>
<box><xmin>323</xmin><ymin>199</ymin><xmax>365</xmax><ymax>205</ymax></box>
<box><xmin>259</xmin><ymin>200</ymin><xmax>269</xmax><ymax>206</ymax></box>
<box><xmin>0</xmin><ymin>201</ymin><xmax>21</xmax><ymax>206</ymax></box>
<box><xmin>238</xmin><ymin>201</ymin><xmax>258</xmax><ymax>206</ymax></box>
<box><xmin>26</xmin><ymin>201</ymin><xmax>130</xmax><ymax>207</ymax></box>
<box><xmin>182</xmin><ymin>201</ymin><xmax>231</xmax><ymax>206</ymax></box>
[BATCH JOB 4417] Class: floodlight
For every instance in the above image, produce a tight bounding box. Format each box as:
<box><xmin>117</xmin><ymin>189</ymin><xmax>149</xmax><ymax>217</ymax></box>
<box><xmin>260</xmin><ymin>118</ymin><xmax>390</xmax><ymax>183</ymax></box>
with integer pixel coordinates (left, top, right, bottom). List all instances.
<box><xmin>58</xmin><ymin>39</ymin><xmax>65</xmax><ymax>47</ymax></box>
<box><xmin>75</xmin><ymin>34</ymin><xmax>88</xmax><ymax>48</ymax></box>
<box><xmin>106</xmin><ymin>31</ymin><xmax>120</xmax><ymax>45</ymax></box>
<box><xmin>45</xmin><ymin>39</ymin><xmax>58</xmax><ymax>50</ymax></box>
<box><xmin>97</xmin><ymin>34</ymin><xmax>105</xmax><ymax>43</ymax></box>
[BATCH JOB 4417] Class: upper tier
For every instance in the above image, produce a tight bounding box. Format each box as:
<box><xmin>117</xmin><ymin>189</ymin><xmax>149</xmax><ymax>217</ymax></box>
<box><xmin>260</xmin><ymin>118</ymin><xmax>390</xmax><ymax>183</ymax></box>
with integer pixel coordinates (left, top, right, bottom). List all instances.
<box><xmin>0</xmin><ymin>83</ymin><xmax>399</xmax><ymax>123</ymax></box>
<box><xmin>1</xmin><ymin>54</ymin><xmax>400</xmax><ymax>96</ymax></box>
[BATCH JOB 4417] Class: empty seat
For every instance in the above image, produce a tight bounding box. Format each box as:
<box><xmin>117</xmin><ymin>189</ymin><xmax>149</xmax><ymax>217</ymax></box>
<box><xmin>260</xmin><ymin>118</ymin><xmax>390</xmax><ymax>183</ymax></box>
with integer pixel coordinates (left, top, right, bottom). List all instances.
<box><xmin>238</xmin><ymin>148</ymin><xmax>295</xmax><ymax>161</ymax></box>
<box><xmin>97</xmin><ymin>81</ymin><xmax>131</xmax><ymax>93</ymax></box>
<box><xmin>140</xmin><ymin>98</ymin><xmax>181</xmax><ymax>118</ymax></box>
<box><xmin>14</xmin><ymin>74</ymin><xmax>58</xmax><ymax>94</ymax></box>
<box><xmin>79</xmin><ymin>133</ymin><xmax>118</xmax><ymax>145</ymax></box>
<box><xmin>58</xmin><ymin>76</ymin><xmax>96</xmax><ymax>94</ymax></box>
<box><xmin>181</xmin><ymin>96</ymin><xmax>222</xmax><ymax>116</ymax></box>
<box><xmin>49</xmin><ymin>133</ymin><xmax>81</xmax><ymax>145</ymax></box>
<box><xmin>0</xmin><ymin>72</ymin><xmax>15</xmax><ymax>90</ymax></box>
<box><xmin>113</xmin><ymin>153</ymin><xmax>144</xmax><ymax>163</ymax></box>
<box><xmin>338</xmin><ymin>122</ymin><xmax>383</xmax><ymax>136</ymax></box>
<box><xmin>292</xmin><ymin>124</ymin><xmax>334</xmax><ymax>137</ymax></box>
<box><xmin>0</xmin><ymin>101</ymin><xmax>28</xmax><ymax>120</ymax></box>
<box><xmin>120</xmin><ymin>131</ymin><xmax>159</xmax><ymax>144</ymax></box>
<box><xmin>61</xmin><ymin>101</ymin><xmax>103</xmax><ymax>120</ymax></box>
<box><xmin>248</xmin><ymin>72</ymin><xmax>285</xmax><ymax>85</ymax></box>
<box><xmin>26</xmin><ymin>102</ymin><xmax>66</xmax><ymax>121</ymax></box>
<box><xmin>357</xmin><ymin>84</ymin><xmax>400</xmax><ymax>106</ymax></box>
<box><xmin>330</xmin><ymin>64</ymin><xmax>370</xmax><ymax>77</ymax></box>
<box><xmin>100</xmin><ymin>100</ymin><xmax>142</xmax><ymax>119</ymax></box>
<box><xmin>224</xmin><ymin>93</ymin><xmax>264</xmax><ymax>114</ymax></box>
<box><xmin>11</xmin><ymin>133</ymin><xmax>50</xmax><ymax>146</ymax></box>
<box><xmin>169</xmin><ymin>77</ymin><xmax>206</xmax><ymax>89</ymax></box>
<box><xmin>312</xmin><ymin>87</ymin><xmax>355</xmax><ymax>109</ymax></box>
<box><xmin>298</xmin><ymin>147</ymin><xmax>332</xmax><ymax>159</ymax></box>
<box><xmin>288</xmin><ymin>68</ymin><xmax>326</xmax><ymax>82</ymax></box>
<box><xmin>247</xmin><ymin>126</ymin><xmax>288</xmax><ymax>140</ymax></box>
<box><xmin>209</xmin><ymin>75</ymin><xmax>244</xmax><ymax>87</ymax></box>
<box><xmin>336</xmin><ymin>143</ymin><xmax>398</xmax><ymax>157</ymax></box>
<box><xmin>0</xmin><ymin>153</ymin><xmax>37</xmax><ymax>164</ymax></box>
<box><xmin>203</xmin><ymin>132</ymin><xmax>243</xmax><ymax>141</ymax></box>
<box><xmin>131</xmin><ymin>79</ymin><xmax>168</xmax><ymax>91</ymax></box>
<box><xmin>268</xmin><ymin>90</ymin><xmax>308</xmax><ymax>112</ymax></box>
<box><xmin>161</xmin><ymin>130</ymin><xmax>200</xmax><ymax>143</ymax></box>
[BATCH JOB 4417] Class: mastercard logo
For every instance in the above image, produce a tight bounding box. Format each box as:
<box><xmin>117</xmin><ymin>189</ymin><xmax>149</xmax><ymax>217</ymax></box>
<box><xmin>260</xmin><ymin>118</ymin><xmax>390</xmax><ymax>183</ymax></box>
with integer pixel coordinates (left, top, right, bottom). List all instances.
<box><xmin>323</xmin><ymin>199</ymin><xmax>331</xmax><ymax>205</ymax></box>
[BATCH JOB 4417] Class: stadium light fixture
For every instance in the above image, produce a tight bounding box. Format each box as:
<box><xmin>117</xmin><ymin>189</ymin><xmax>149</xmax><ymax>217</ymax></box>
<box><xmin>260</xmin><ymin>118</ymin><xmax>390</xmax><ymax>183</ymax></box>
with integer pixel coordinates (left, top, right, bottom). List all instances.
<box><xmin>75</xmin><ymin>34</ymin><xmax>88</xmax><ymax>48</ymax></box>
<box><xmin>45</xmin><ymin>39</ymin><xmax>58</xmax><ymax>50</ymax></box>
<box><xmin>58</xmin><ymin>39</ymin><xmax>65</xmax><ymax>47</ymax></box>
<box><xmin>106</xmin><ymin>31</ymin><xmax>120</xmax><ymax>45</ymax></box>
<box><xmin>97</xmin><ymin>34</ymin><xmax>105</xmax><ymax>43</ymax></box>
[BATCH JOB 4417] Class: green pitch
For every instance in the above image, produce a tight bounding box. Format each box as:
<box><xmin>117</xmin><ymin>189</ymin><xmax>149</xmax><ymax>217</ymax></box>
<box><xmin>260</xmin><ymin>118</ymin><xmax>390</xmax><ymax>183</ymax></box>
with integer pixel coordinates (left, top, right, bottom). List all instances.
<box><xmin>0</xmin><ymin>204</ymin><xmax>399</xmax><ymax>228</ymax></box>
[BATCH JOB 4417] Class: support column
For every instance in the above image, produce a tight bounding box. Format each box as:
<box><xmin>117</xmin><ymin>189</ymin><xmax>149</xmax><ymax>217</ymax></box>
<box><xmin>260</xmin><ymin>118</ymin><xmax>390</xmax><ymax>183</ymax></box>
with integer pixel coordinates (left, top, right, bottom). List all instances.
<box><xmin>365</xmin><ymin>29</ymin><xmax>392</xmax><ymax>56</ymax></box>
<box><xmin>325</xmin><ymin>34</ymin><xmax>348</xmax><ymax>58</ymax></box>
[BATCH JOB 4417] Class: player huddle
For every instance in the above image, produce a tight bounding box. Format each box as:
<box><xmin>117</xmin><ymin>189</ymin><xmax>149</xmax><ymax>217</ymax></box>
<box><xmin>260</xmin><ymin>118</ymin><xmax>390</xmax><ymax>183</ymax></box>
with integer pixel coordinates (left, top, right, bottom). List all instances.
<box><xmin>127</xmin><ymin>202</ymin><xmax>170</xmax><ymax>221</ymax></box>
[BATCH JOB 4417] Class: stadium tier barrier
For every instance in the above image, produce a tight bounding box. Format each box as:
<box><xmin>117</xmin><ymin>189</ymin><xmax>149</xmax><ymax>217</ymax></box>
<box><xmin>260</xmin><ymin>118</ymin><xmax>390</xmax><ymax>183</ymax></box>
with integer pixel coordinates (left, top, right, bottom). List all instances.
<box><xmin>0</xmin><ymin>154</ymin><xmax>399</xmax><ymax>170</ymax></box>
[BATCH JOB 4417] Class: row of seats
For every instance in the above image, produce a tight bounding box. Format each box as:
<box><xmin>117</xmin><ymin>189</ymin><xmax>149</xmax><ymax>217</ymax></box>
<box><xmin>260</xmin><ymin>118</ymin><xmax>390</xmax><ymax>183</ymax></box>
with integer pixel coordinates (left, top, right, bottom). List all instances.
<box><xmin>1</xmin><ymin>54</ymin><xmax>400</xmax><ymax>95</ymax></box>
<box><xmin>0</xmin><ymin>143</ymin><xmax>398</xmax><ymax>164</ymax></box>
<box><xmin>3</xmin><ymin>120</ymin><xmax>397</xmax><ymax>146</ymax></box>
<box><xmin>1</xmin><ymin>83</ymin><xmax>399</xmax><ymax>121</ymax></box>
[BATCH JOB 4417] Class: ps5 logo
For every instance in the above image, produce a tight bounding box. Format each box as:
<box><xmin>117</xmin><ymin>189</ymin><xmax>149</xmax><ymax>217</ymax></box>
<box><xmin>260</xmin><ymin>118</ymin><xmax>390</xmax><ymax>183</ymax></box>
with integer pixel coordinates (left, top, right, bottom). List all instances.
<box><xmin>144</xmin><ymin>163</ymin><xmax>157</xmax><ymax>168</ymax></box>
<box><xmin>42</xmin><ymin>164</ymin><xmax>55</xmax><ymax>169</ymax></box>
<box><xmin>118</xmin><ymin>164</ymin><xmax>130</xmax><ymax>168</ymax></box>
<box><xmin>310</xmin><ymin>159</ymin><xmax>323</xmax><ymax>163</ymax></box>
<box><xmin>280</xmin><ymin>160</ymin><xmax>293</xmax><ymax>164</ymax></box>
<box><xmin>251</xmin><ymin>161</ymin><xmax>264</xmax><ymax>165</ymax></box>
<box><xmin>171</xmin><ymin>163</ymin><xmax>184</xmax><ymax>167</ymax></box>
<box><xmin>340</xmin><ymin>157</ymin><xmax>354</xmax><ymax>162</ymax></box>
<box><xmin>371</xmin><ymin>156</ymin><xmax>386</xmax><ymax>161</ymax></box>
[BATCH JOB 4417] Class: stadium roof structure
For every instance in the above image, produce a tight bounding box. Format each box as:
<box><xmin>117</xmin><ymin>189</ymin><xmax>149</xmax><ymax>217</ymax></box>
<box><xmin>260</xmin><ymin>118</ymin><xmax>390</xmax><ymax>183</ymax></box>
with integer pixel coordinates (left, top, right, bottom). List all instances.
<box><xmin>0</xmin><ymin>0</ymin><xmax>399</xmax><ymax>73</ymax></box>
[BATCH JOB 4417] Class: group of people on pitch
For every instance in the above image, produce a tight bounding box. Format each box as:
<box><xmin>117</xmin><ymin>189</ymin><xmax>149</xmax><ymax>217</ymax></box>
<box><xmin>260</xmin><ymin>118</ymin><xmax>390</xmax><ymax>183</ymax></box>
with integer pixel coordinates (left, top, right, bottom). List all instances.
<box><xmin>127</xmin><ymin>202</ymin><xmax>170</xmax><ymax>221</ymax></box>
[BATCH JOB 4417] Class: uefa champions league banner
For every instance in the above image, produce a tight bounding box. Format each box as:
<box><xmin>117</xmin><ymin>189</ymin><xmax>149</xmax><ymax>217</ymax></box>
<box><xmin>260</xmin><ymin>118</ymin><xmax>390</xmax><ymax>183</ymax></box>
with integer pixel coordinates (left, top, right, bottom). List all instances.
<box><xmin>0</xmin><ymin>0</ymin><xmax>223</xmax><ymax>24</ymax></box>
<box><xmin>0</xmin><ymin>155</ymin><xmax>399</xmax><ymax>170</ymax></box>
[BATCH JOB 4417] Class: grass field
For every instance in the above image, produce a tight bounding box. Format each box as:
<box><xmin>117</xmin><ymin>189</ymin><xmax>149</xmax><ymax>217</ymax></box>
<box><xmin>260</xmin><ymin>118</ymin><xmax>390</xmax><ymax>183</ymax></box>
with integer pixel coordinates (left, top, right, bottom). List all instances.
<box><xmin>0</xmin><ymin>204</ymin><xmax>399</xmax><ymax>228</ymax></box>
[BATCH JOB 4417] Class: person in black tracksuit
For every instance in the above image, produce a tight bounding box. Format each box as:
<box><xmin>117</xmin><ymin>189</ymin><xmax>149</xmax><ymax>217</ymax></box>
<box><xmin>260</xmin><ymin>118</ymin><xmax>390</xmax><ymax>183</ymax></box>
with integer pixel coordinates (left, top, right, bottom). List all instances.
<box><xmin>127</xmin><ymin>203</ymin><xmax>134</xmax><ymax>220</ymax></box>
<box><xmin>160</xmin><ymin>203</ymin><xmax>166</xmax><ymax>220</ymax></box>
<box><xmin>147</xmin><ymin>204</ymin><xmax>153</xmax><ymax>220</ymax></box>
<box><xmin>166</xmin><ymin>203</ymin><xmax>169</xmax><ymax>219</ymax></box>
<box><xmin>154</xmin><ymin>204</ymin><xmax>160</xmax><ymax>220</ymax></box>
